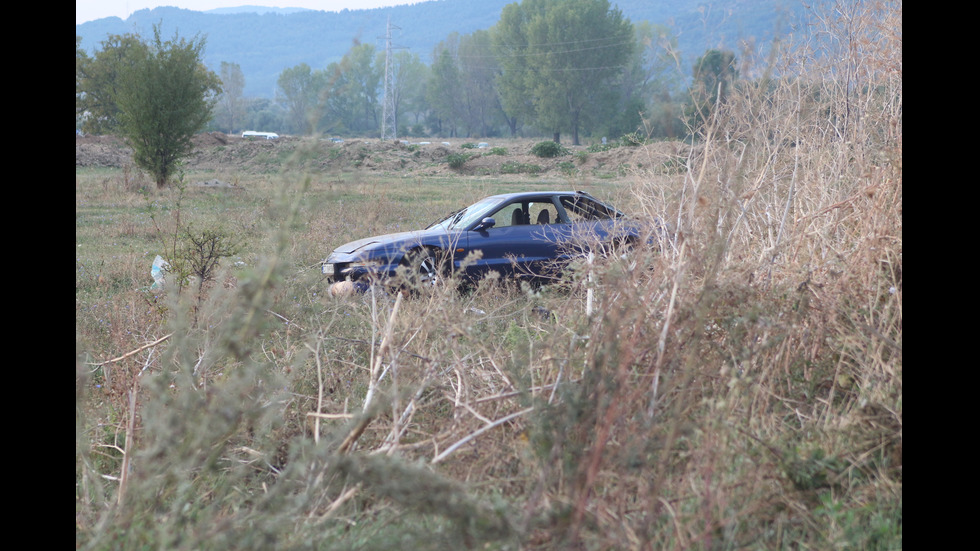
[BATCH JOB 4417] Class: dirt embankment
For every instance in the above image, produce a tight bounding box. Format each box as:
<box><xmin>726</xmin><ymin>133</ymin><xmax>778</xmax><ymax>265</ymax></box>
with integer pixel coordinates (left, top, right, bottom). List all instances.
<box><xmin>76</xmin><ymin>132</ymin><xmax>690</xmax><ymax>179</ymax></box>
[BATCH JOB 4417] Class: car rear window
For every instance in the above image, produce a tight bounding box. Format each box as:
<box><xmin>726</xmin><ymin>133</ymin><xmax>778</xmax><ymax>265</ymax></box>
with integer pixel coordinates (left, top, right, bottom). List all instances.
<box><xmin>560</xmin><ymin>196</ymin><xmax>618</xmax><ymax>221</ymax></box>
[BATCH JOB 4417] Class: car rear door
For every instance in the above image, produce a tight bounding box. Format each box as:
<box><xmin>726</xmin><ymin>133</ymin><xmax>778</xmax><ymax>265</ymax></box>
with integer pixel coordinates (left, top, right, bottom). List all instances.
<box><xmin>551</xmin><ymin>194</ymin><xmax>628</xmax><ymax>255</ymax></box>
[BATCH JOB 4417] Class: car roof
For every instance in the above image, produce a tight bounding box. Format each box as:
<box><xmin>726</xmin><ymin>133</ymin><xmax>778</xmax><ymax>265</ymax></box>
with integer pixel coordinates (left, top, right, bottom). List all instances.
<box><xmin>487</xmin><ymin>190</ymin><xmax>592</xmax><ymax>201</ymax></box>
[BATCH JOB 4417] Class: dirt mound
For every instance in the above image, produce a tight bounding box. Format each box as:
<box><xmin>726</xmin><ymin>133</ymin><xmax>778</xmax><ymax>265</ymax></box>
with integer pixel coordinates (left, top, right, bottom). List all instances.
<box><xmin>76</xmin><ymin>133</ymin><xmax>690</xmax><ymax>178</ymax></box>
<box><xmin>75</xmin><ymin>134</ymin><xmax>132</xmax><ymax>168</ymax></box>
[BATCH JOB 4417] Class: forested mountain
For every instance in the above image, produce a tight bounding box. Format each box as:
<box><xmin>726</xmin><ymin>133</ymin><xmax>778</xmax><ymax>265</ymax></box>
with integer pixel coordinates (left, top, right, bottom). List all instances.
<box><xmin>76</xmin><ymin>0</ymin><xmax>808</xmax><ymax>99</ymax></box>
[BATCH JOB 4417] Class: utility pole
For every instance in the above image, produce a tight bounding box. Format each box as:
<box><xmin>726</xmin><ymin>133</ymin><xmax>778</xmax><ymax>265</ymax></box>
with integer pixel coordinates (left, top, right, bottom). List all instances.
<box><xmin>381</xmin><ymin>17</ymin><xmax>403</xmax><ymax>141</ymax></box>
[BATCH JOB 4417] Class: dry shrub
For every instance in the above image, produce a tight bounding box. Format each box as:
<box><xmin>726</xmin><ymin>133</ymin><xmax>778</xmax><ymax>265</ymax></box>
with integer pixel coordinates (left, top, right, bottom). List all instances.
<box><xmin>502</xmin><ymin>1</ymin><xmax>901</xmax><ymax>547</ymax></box>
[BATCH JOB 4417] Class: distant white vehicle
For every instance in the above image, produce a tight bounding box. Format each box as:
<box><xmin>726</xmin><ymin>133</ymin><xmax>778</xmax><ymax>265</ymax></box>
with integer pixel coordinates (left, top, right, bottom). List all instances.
<box><xmin>242</xmin><ymin>130</ymin><xmax>279</xmax><ymax>140</ymax></box>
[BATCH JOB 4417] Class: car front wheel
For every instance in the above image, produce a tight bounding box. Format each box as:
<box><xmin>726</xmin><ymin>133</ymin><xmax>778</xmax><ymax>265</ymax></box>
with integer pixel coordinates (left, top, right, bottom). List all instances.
<box><xmin>400</xmin><ymin>248</ymin><xmax>444</xmax><ymax>291</ymax></box>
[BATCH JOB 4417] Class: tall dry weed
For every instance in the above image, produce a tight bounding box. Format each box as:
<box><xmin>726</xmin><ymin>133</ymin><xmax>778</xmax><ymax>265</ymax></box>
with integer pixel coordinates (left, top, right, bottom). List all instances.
<box><xmin>505</xmin><ymin>1</ymin><xmax>901</xmax><ymax>547</ymax></box>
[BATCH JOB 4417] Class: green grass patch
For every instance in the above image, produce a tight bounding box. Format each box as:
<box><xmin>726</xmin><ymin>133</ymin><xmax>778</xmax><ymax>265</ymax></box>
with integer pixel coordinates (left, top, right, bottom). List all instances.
<box><xmin>500</xmin><ymin>161</ymin><xmax>541</xmax><ymax>174</ymax></box>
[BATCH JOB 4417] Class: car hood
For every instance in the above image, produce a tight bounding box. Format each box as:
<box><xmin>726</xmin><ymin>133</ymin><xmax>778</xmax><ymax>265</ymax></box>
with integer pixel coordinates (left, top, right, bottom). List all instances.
<box><xmin>332</xmin><ymin>229</ymin><xmax>445</xmax><ymax>255</ymax></box>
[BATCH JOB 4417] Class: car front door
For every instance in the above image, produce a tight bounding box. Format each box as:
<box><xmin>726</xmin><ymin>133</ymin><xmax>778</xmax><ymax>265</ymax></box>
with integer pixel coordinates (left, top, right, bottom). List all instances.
<box><xmin>463</xmin><ymin>198</ymin><xmax>566</xmax><ymax>281</ymax></box>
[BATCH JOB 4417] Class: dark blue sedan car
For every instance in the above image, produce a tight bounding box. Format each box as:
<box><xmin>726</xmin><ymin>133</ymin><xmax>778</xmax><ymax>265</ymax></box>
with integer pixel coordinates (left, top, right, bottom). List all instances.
<box><xmin>321</xmin><ymin>190</ymin><xmax>654</xmax><ymax>292</ymax></box>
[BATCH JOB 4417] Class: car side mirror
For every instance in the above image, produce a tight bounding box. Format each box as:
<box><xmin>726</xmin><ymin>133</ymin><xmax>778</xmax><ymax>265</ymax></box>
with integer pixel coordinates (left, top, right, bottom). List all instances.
<box><xmin>474</xmin><ymin>217</ymin><xmax>495</xmax><ymax>231</ymax></box>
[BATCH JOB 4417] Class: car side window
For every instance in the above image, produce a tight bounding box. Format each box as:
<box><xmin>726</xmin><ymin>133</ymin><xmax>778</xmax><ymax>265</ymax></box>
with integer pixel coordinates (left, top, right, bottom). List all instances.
<box><xmin>491</xmin><ymin>202</ymin><xmax>526</xmax><ymax>228</ymax></box>
<box><xmin>526</xmin><ymin>202</ymin><xmax>556</xmax><ymax>225</ymax></box>
<box><xmin>488</xmin><ymin>199</ymin><xmax>559</xmax><ymax>227</ymax></box>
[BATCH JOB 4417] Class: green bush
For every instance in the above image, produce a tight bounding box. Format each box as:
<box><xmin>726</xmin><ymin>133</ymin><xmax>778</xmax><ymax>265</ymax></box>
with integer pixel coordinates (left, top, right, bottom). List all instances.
<box><xmin>619</xmin><ymin>132</ymin><xmax>646</xmax><ymax>146</ymax></box>
<box><xmin>170</xmin><ymin>225</ymin><xmax>241</xmax><ymax>291</ymax></box>
<box><xmin>587</xmin><ymin>142</ymin><xmax>615</xmax><ymax>153</ymax></box>
<box><xmin>447</xmin><ymin>153</ymin><xmax>470</xmax><ymax>169</ymax></box>
<box><xmin>530</xmin><ymin>141</ymin><xmax>569</xmax><ymax>158</ymax></box>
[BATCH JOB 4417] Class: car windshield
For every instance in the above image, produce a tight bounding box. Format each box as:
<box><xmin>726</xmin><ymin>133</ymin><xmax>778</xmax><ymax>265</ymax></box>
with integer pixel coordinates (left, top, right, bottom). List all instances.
<box><xmin>426</xmin><ymin>209</ymin><xmax>464</xmax><ymax>230</ymax></box>
<box><xmin>427</xmin><ymin>196</ymin><xmax>500</xmax><ymax>231</ymax></box>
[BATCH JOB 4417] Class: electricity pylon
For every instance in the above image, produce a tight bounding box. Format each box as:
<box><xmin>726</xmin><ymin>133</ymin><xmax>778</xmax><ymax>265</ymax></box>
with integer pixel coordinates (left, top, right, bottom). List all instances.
<box><xmin>381</xmin><ymin>17</ymin><xmax>403</xmax><ymax>141</ymax></box>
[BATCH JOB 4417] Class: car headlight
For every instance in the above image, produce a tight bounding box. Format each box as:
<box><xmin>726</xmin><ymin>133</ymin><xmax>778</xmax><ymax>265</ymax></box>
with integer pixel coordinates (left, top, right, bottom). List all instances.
<box><xmin>346</xmin><ymin>259</ymin><xmax>385</xmax><ymax>271</ymax></box>
<box><xmin>330</xmin><ymin>258</ymin><xmax>388</xmax><ymax>278</ymax></box>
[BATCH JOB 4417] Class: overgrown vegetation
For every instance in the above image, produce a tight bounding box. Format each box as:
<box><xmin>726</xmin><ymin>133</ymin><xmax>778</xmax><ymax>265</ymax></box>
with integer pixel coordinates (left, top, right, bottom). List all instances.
<box><xmin>77</xmin><ymin>2</ymin><xmax>901</xmax><ymax>548</ymax></box>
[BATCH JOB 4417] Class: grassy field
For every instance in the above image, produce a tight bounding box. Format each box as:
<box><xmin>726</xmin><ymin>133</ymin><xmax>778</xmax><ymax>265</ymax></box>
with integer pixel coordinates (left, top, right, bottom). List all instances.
<box><xmin>76</xmin><ymin>7</ymin><xmax>901</xmax><ymax>549</ymax></box>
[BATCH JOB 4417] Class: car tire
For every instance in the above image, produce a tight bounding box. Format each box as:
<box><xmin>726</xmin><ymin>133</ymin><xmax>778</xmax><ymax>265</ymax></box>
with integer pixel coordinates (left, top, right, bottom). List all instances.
<box><xmin>401</xmin><ymin>248</ymin><xmax>444</xmax><ymax>291</ymax></box>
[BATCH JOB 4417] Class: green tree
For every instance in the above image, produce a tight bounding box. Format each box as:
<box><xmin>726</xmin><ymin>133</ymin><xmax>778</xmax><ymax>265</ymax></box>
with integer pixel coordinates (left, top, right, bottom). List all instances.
<box><xmin>243</xmin><ymin>97</ymin><xmax>285</xmax><ymax>133</ymax></box>
<box><xmin>427</xmin><ymin>38</ymin><xmax>464</xmax><ymax>137</ymax></box>
<box><xmin>596</xmin><ymin>21</ymin><xmax>684</xmax><ymax>139</ymax></box>
<box><xmin>492</xmin><ymin>0</ymin><xmax>634</xmax><ymax>145</ymax></box>
<box><xmin>492</xmin><ymin>0</ymin><xmax>544</xmax><ymax>136</ymax></box>
<box><xmin>321</xmin><ymin>59</ymin><xmax>356</xmax><ymax>134</ymax></box>
<box><xmin>216</xmin><ymin>61</ymin><xmax>246</xmax><ymax>133</ymax></box>
<box><xmin>632</xmin><ymin>22</ymin><xmax>685</xmax><ymax>138</ymax></box>
<box><xmin>458</xmin><ymin>30</ymin><xmax>507</xmax><ymax>137</ymax></box>
<box><xmin>76</xmin><ymin>33</ymin><xmax>146</xmax><ymax>135</ymax></box>
<box><xmin>114</xmin><ymin>26</ymin><xmax>222</xmax><ymax>188</ymax></box>
<box><xmin>687</xmin><ymin>49</ymin><xmax>738</xmax><ymax>130</ymax></box>
<box><xmin>76</xmin><ymin>36</ymin><xmax>89</xmax><ymax>128</ymax></box>
<box><xmin>396</xmin><ymin>52</ymin><xmax>432</xmax><ymax>135</ymax></box>
<box><xmin>276</xmin><ymin>63</ymin><xmax>319</xmax><ymax>134</ymax></box>
<box><xmin>325</xmin><ymin>43</ymin><xmax>381</xmax><ymax>134</ymax></box>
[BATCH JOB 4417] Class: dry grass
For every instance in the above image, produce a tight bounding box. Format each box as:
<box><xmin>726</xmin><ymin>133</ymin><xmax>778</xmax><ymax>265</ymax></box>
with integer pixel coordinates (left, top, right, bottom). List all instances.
<box><xmin>77</xmin><ymin>3</ymin><xmax>900</xmax><ymax>549</ymax></box>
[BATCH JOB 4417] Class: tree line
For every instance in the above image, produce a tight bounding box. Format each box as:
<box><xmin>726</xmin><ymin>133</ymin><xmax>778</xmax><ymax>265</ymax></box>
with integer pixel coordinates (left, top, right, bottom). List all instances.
<box><xmin>268</xmin><ymin>0</ymin><xmax>703</xmax><ymax>145</ymax></box>
<box><xmin>76</xmin><ymin>0</ymin><xmax>741</xmax><ymax>185</ymax></box>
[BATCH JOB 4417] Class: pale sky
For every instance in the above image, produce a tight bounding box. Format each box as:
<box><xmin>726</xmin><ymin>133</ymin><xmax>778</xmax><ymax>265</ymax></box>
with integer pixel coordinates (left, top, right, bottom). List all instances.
<box><xmin>77</xmin><ymin>1</ymin><xmax>423</xmax><ymax>25</ymax></box>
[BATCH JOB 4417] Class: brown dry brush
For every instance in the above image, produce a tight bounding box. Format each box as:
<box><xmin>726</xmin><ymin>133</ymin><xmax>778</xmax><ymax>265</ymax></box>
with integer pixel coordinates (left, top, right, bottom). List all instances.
<box><xmin>77</xmin><ymin>256</ymin><xmax>524</xmax><ymax>549</ymax></box>
<box><xmin>507</xmin><ymin>2</ymin><xmax>901</xmax><ymax>549</ymax></box>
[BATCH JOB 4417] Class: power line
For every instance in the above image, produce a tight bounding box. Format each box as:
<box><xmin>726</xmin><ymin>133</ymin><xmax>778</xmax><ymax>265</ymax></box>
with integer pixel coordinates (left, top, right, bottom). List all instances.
<box><xmin>425</xmin><ymin>37</ymin><xmax>635</xmax><ymax>63</ymax></box>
